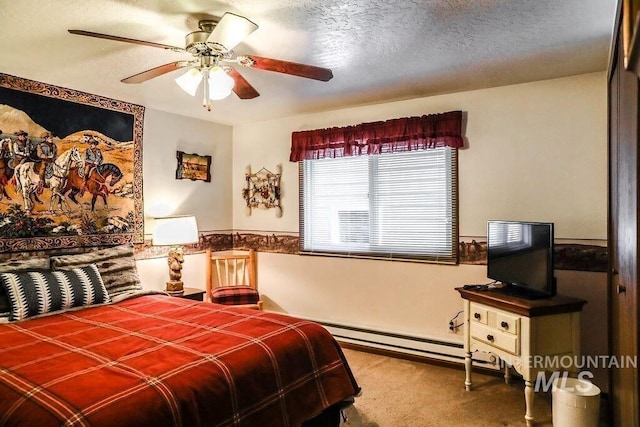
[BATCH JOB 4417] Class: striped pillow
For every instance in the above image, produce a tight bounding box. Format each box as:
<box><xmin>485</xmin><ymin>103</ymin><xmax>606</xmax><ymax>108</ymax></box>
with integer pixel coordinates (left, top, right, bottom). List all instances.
<box><xmin>51</xmin><ymin>244</ymin><xmax>142</xmax><ymax>300</ymax></box>
<box><xmin>0</xmin><ymin>257</ymin><xmax>51</xmax><ymax>320</ymax></box>
<box><xmin>0</xmin><ymin>264</ymin><xmax>111</xmax><ymax>321</ymax></box>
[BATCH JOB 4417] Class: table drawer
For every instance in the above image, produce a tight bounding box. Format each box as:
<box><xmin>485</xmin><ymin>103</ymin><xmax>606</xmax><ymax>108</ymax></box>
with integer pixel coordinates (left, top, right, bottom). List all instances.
<box><xmin>470</xmin><ymin>322</ymin><xmax>520</xmax><ymax>355</ymax></box>
<box><xmin>469</xmin><ymin>303</ymin><xmax>488</xmax><ymax>324</ymax></box>
<box><xmin>495</xmin><ymin>312</ymin><xmax>520</xmax><ymax>335</ymax></box>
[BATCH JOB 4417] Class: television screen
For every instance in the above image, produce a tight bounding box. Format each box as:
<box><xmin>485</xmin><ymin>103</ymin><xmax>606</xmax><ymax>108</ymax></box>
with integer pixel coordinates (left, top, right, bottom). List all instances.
<box><xmin>487</xmin><ymin>220</ymin><xmax>555</xmax><ymax>299</ymax></box>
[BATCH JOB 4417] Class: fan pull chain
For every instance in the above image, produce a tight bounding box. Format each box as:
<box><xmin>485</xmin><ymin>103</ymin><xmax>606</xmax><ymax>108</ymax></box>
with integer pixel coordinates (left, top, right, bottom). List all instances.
<box><xmin>202</xmin><ymin>68</ymin><xmax>211</xmax><ymax>111</ymax></box>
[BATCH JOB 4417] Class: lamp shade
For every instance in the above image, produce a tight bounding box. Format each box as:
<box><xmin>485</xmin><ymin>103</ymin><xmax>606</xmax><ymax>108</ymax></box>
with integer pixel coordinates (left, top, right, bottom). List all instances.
<box><xmin>152</xmin><ymin>215</ymin><xmax>199</xmax><ymax>246</ymax></box>
<box><xmin>208</xmin><ymin>66</ymin><xmax>235</xmax><ymax>100</ymax></box>
<box><xmin>175</xmin><ymin>68</ymin><xmax>203</xmax><ymax>96</ymax></box>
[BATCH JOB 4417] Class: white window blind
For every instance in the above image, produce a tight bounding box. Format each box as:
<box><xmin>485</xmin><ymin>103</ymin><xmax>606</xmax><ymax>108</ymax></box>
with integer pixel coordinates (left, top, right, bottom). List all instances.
<box><xmin>300</xmin><ymin>147</ymin><xmax>458</xmax><ymax>263</ymax></box>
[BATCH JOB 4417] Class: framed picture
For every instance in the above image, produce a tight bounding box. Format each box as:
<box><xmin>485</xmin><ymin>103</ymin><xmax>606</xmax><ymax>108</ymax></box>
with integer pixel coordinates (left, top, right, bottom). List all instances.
<box><xmin>0</xmin><ymin>72</ymin><xmax>144</xmax><ymax>253</ymax></box>
<box><xmin>176</xmin><ymin>151</ymin><xmax>211</xmax><ymax>182</ymax></box>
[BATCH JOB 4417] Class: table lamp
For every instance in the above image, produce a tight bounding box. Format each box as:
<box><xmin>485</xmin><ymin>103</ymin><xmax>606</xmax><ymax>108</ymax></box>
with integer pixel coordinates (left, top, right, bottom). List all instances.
<box><xmin>152</xmin><ymin>215</ymin><xmax>199</xmax><ymax>295</ymax></box>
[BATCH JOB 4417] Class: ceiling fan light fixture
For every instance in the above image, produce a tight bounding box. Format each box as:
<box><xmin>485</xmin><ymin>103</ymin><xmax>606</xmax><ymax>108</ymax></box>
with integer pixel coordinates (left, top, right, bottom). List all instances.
<box><xmin>206</xmin><ymin>12</ymin><xmax>258</xmax><ymax>52</ymax></box>
<box><xmin>208</xmin><ymin>66</ymin><xmax>235</xmax><ymax>100</ymax></box>
<box><xmin>175</xmin><ymin>68</ymin><xmax>203</xmax><ymax>96</ymax></box>
<box><xmin>69</xmin><ymin>11</ymin><xmax>333</xmax><ymax>106</ymax></box>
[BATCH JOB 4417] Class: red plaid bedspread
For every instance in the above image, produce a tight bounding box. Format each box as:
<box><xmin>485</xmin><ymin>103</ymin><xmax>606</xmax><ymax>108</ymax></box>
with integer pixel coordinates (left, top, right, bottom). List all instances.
<box><xmin>0</xmin><ymin>295</ymin><xmax>359</xmax><ymax>426</ymax></box>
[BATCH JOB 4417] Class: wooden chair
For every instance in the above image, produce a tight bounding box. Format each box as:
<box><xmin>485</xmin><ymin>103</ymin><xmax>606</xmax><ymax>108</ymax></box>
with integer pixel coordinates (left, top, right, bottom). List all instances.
<box><xmin>205</xmin><ymin>249</ymin><xmax>263</xmax><ymax>310</ymax></box>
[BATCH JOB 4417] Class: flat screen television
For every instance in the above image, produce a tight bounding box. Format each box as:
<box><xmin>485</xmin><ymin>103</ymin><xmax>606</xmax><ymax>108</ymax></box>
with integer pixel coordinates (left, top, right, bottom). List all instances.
<box><xmin>487</xmin><ymin>220</ymin><xmax>556</xmax><ymax>299</ymax></box>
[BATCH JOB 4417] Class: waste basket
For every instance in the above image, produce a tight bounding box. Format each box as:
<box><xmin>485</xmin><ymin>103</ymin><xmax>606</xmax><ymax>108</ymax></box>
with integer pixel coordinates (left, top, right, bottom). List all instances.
<box><xmin>552</xmin><ymin>377</ymin><xmax>601</xmax><ymax>427</ymax></box>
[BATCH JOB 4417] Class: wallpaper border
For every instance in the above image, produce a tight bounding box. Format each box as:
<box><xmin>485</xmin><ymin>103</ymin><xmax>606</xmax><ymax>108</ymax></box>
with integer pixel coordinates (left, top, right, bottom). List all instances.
<box><xmin>2</xmin><ymin>231</ymin><xmax>605</xmax><ymax>273</ymax></box>
<box><xmin>133</xmin><ymin>232</ymin><xmax>607</xmax><ymax>273</ymax></box>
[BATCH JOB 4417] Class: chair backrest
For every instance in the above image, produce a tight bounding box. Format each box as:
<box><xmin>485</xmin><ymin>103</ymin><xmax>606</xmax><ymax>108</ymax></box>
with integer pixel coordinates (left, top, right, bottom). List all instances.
<box><xmin>205</xmin><ymin>249</ymin><xmax>257</xmax><ymax>301</ymax></box>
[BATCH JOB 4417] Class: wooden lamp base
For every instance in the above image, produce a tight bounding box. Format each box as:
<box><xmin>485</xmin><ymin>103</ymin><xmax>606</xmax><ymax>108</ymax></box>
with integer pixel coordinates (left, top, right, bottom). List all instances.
<box><xmin>166</xmin><ymin>246</ymin><xmax>185</xmax><ymax>296</ymax></box>
<box><xmin>166</xmin><ymin>280</ymin><xmax>184</xmax><ymax>296</ymax></box>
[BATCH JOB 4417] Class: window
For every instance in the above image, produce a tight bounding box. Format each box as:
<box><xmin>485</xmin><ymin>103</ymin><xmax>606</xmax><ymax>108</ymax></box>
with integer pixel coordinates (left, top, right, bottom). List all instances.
<box><xmin>300</xmin><ymin>147</ymin><xmax>458</xmax><ymax>263</ymax></box>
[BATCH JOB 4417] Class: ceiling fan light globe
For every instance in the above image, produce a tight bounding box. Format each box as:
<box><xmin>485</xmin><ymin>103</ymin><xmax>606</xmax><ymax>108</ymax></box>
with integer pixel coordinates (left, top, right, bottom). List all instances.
<box><xmin>175</xmin><ymin>68</ymin><xmax>202</xmax><ymax>96</ymax></box>
<box><xmin>208</xmin><ymin>87</ymin><xmax>232</xmax><ymax>100</ymax></box>
<box><xmin>208</xmin><ymin>67</ymin><xmax>235</xmax><ymax>100</ymax></box>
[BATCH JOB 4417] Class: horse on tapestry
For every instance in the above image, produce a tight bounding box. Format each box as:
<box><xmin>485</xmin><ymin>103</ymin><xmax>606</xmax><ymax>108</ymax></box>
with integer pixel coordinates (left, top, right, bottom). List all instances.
<box><xmin>0</xmin><ymin>137</ymin><xmax>14</xmax><ymax>200</ymax></box>
<box><xmin>63</xmin><ymin>163</ymin><xmax>123</xmax><ymax>211</ymax></box>
<box><xmin>14</xmin><ymin>146</ymin><xmax>83</xmax><ymax>213</ymax></box>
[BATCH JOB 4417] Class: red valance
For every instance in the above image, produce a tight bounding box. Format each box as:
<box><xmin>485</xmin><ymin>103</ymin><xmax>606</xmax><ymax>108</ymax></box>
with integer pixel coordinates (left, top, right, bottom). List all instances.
<box><xmin>290</xmin><ymin>110</ymin><xmax>464</xmax><ymax>162</ymax></box>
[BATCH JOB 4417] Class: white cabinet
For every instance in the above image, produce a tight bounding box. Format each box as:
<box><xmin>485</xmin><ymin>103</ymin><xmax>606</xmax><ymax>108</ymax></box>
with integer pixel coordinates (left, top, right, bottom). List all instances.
<box><xmin>458</xmin><ymin>288</ymin><xmax>586</xmax><ymax>426</ymax></box>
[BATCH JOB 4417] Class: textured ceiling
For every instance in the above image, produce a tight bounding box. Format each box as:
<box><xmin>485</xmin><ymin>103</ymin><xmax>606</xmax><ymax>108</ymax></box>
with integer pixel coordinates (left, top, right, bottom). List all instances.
<box><xmin>0</xmin><ymin>0</ymin><xmax>617</xmax><ymax>125</ymax></box>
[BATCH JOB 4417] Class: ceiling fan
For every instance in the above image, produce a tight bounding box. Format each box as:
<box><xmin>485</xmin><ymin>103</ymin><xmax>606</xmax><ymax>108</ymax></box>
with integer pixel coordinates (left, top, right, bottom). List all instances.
<box><xmin>68</xmin><ymin>12</ymin><xmax>333</xmax><ymax>110</ymax></box>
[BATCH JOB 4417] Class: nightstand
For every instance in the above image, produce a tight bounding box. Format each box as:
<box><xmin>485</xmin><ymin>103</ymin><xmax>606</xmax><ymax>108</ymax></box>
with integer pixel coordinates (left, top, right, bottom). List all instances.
<box><xmin>176</xmin><ymin>287</ymin><xmax>206</xmax><ymax>302</ymax></box>
<box><xmin>457</xmin><ymin>287</ymin><xmax>586</xmax><ymax>426</ymax></box>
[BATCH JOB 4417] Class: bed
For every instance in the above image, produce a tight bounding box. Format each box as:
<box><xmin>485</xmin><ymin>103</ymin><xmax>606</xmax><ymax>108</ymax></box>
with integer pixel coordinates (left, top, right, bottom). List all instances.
<box><xmin>0</xmin><ymin>246</ymin><xmax>360</xmax><ymax>426</ymax></box>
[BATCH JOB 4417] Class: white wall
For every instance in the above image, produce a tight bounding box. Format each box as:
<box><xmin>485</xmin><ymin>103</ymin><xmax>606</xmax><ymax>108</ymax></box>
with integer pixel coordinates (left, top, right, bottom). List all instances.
<box><xmin>133</xmin><ymin>73</ymin><xmax>608</xmax><ymax>388</ymax></box>
<box><xmin>233</xmin><ymin>72</ymin><xmax>607</xmax><ymax>238</ymax></box>
<box><xmin>136</xmin><ymin>108</ymin><xmax>233</xmax><ymax>290</ymax></box>
<box><xmin>232</xmin><ymin>72</ymin><xmax>609</xmax><ymax>387</ymax></box>
<box><xmin>141</xmin><ymin>108</ymin><xmax>233</xmax><ymax>234</ymax></box>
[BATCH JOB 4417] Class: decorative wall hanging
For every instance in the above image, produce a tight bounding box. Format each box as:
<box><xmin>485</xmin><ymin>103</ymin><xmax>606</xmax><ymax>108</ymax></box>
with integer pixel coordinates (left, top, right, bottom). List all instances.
<box><xmin>242</xmin><ymin>165</ymin><xmax>282</xmax><ymax>217</ymax></box>
<box><xmin>0</xmin><ymin>72</ymin><xmax>144</xmax><ymax>253</ymax></box>
<box><xmin>176</xmin><ymin>151</ymin><xmax>211</xmax><ymax>182</ymax></box>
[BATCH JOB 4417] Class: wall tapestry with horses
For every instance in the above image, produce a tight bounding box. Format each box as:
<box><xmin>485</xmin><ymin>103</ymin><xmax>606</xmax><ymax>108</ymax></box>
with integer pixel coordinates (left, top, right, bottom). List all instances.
<box><xmin>0</xmin><ymin>73</ymin><xmax>144</xmax><ymax>253</ymax></box>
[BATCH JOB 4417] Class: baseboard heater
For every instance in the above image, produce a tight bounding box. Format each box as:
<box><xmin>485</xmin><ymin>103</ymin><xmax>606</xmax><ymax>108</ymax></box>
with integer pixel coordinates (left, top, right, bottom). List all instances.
<box><xmin>310</xmin><ymin>319</ymin><xmax>497</xmax><ymax>368</ymax></box>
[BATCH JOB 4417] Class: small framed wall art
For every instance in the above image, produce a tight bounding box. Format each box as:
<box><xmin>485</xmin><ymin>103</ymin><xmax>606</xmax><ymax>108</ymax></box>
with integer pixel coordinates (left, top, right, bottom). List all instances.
<box><xmin>176</xmin><ymin>151</ymin><xmax>211</xmax><ymax>182</ymax></box>
<box><xmin>243</xmin><ymin>165</ymin><xmax>282</xmax><ymax>217</ymax></box>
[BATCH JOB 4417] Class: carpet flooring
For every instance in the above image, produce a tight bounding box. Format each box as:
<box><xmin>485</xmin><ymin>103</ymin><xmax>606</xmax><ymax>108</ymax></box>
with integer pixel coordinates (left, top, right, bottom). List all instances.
<box><xmin>340</xmin><ymin>347</ymin><xmax>555</xmax><ymax>426</ymax></box>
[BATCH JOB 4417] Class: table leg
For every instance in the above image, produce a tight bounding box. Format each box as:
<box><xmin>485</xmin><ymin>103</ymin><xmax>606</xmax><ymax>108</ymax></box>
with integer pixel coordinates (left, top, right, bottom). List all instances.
<box><xmin>464</xmin><ymin>352</ymin><xmax>473</xmax><ymax>391</ymax></box>
<box><xmin>504</xmin><ymin>363</ymin><xmax>511</xmax><ymax>385</ymax></box>
<box><xmin>524</xmin><ymin>379</ymin><xmax>535</xmax><ymax>426</ymax></box>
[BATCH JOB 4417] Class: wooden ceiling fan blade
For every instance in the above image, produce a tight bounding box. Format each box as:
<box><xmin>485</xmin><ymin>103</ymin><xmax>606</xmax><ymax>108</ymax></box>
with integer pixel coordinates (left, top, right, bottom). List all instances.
<box><xmin>68</xmin><ymin>29</ymin><xmax>184</xmax><ymax>51</ymax></box>
<box><xmin>228</xmin><ymin>68</ymin><xmax>260</xmax><ymax>99</ymax></box>
<box><xmin>243</xmin><ymin>55</ymin><xmax>333</xmax><ymax>82</ymax></box>
<box><xmin>121</xmin><ymin>61</ymin><xmax>192</xmax><ymax>84</ymax></box>
<box><xmin>206</xmin><ymin>13</ymin><xmax>258</xmax><ymax>52</ymax></box>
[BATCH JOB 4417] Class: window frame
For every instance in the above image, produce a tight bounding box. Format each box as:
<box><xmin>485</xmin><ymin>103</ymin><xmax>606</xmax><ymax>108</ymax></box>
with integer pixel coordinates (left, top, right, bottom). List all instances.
<box><xmin>298</xmin><ymin>148</ymin><xmax>459</xmax><ymax>264</ymax></box>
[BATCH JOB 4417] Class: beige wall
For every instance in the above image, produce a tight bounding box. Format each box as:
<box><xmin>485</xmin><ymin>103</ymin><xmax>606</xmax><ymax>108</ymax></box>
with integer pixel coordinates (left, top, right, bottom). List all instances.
<box><xmin>141</xmin><ymin>108</ymin><xmax>234</xmax><ymax>234</ymax></box>
<box><xmin>137</xmin><ymin>73</ymin><xmax>608</xmax><ymax>388</ymax></box>
<box><xmin>233</xmin><ymin>72</ymin><xmax>607</xmax><ymax>238</ymax></box>
<box><xmin>136</xmin><ymin>108</ymin><xmax>233</xmax><ymax>290</ymax></box>
<box><xmin>232</xmin><ymin>72</ymin><xmax>609</xmax><ymax>387</ymax></box>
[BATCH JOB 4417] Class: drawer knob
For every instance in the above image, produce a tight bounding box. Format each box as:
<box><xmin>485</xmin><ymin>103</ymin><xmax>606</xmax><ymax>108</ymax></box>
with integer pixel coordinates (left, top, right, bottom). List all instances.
<box><xmin>501</xmin><ymin>321</ymin><xmax>509</xmax><ymax>330</ymax></box>
<box><xmin>487</xmin><ymin>334</ymin><xmax>494</xmax><ymax>342</ymax></box>
<box><xmin>474</xmin><ymin>312</ymin><xmax>481</xmax><ymax>320</ymax></box>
